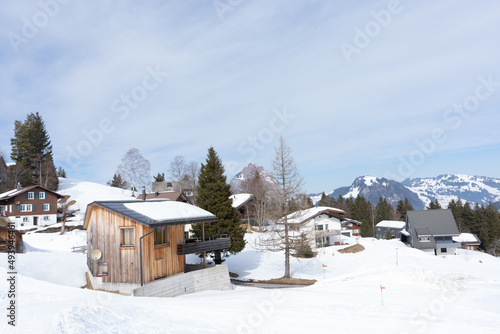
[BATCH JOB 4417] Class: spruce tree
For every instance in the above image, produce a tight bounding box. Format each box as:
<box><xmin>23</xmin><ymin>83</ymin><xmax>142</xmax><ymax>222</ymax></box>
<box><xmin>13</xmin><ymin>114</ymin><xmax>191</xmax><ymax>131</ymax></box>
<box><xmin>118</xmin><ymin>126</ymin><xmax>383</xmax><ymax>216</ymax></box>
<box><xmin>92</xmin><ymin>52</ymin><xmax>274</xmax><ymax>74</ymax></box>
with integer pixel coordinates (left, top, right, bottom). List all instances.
<box><xmin>0</xmin><ymin>154</ymin><xmax>9</xmax><ymax>192</ymax></box>
<box><xmin>193</xmin><ymin>147</ymin><xmax>245</xmax><ymax>263</ymax></box>
<box><xmin>107</xmin><ymin>173</ymin><xmax>128</xmax><ymax>189</ymax></box>
<box><xmin>10</xmin><ymin>112</ymin><xmax>58</xmax><ymax>189</ymax></box>
<box><xmin>427</xmin><ymin>199</ymin><xmax>442</xmax><ymax>210</ymax></box>
<box><xmin>375</xmin><ymin>197</ymin><xmax>393</xmax><ymax>224</ymax></box>
<box><xmin>153</xmin><ymin>172</ymin><xmax>165</xmax><ymax>182</ymax></box>
<box><xmin>396</xmin><ymin>198</ymin><xmax>414</xmax><ymax>220</ymax></box>
<box><xmin>351</xmin><ymin>196</ymin><xmax>373</xmax><ymax>237</ymax></box>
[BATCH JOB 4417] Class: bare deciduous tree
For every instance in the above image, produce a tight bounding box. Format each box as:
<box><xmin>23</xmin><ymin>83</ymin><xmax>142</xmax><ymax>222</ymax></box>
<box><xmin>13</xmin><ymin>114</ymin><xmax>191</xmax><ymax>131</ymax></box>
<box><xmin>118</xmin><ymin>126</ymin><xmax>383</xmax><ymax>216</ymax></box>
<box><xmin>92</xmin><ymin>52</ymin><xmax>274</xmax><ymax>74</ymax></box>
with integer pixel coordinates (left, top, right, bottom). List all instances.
<box><xmin>169</xmin><ymin>155</ymin><xmax>187</xmax><ymax>181</ymax></box>
<box><xmin>58</xmin><ymin>195</ymin><xmax>79</xmax><ymax>235</ymax></box>
<box><xmin>256</xmin><ymin>136</ymin><xmax>305</xmax><ymax>278</ymax></box>
<box><xmin>117</xmin><ymin>148</ymin><xmax>151</xmax><ymax>194</ymax></box>
<box><xmin>240</xmin><ymin>170</ymin><xmax>270</xmax><ymax>231</ymax></box>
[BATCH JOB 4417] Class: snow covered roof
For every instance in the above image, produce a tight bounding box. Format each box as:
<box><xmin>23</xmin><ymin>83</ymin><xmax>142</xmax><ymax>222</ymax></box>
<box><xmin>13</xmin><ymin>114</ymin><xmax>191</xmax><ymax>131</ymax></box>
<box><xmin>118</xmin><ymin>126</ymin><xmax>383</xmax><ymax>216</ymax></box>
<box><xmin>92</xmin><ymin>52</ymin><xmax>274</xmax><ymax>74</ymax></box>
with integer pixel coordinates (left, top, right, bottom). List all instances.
<box><xmin>0</xmin><ymin>185</ymin><xmax>63</xmax><ymax>201</ymax></box>
<box><xmin>453</xmin><ymin>233</ymin><xmax>481</xmax><ymax>244</ymax></box>
<box><xmin>84</xmin><ymin>199</ymin><xmax>218</xmax><ymax>228</ymax></box>
<box><xmin>286</xmin><ymin>206</ymin><xmax>346</xmax><ymax>224</ymax></box>
<box><xmin>230</xmin><ymin>193</ymin><xmax>253</xmax><ymax>209</ymax></box>
<box><xmin>376</xmin><ymin>220</ymin><xmax>405</xmax><ymax>229</ymax></box>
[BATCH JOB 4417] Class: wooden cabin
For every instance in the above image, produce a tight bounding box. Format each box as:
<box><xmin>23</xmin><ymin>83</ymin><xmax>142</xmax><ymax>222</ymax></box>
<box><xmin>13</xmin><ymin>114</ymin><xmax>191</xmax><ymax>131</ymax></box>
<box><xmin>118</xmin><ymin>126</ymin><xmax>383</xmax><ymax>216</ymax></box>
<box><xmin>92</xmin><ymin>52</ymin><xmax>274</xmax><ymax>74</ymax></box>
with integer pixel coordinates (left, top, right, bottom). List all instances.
<box><xmin>83</xmin><ymin>199</ymin><xmax>229</xmax><ymax>287</ymax></box>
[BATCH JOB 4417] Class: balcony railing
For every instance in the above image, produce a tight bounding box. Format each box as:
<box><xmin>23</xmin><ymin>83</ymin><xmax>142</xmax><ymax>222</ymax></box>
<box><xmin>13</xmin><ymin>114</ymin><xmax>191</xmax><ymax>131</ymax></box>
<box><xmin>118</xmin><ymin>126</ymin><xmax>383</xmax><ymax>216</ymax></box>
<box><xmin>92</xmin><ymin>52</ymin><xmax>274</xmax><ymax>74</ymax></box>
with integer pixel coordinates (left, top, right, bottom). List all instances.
<box><xmin>177</xmin><ymin>236</ymin><xmax>231</xmax><ymax>255</ymax></box>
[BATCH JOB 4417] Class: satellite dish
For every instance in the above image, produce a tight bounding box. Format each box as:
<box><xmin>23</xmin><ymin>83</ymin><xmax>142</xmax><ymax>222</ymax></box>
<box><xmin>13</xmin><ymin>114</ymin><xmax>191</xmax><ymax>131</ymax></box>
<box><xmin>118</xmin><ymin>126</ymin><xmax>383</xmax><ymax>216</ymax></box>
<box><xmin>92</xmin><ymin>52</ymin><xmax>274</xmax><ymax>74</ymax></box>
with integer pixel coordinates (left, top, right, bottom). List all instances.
<box><xmin>91</xmin><ymin>249</ymin><xmax>102</xmax><ymax>261</ymax></box>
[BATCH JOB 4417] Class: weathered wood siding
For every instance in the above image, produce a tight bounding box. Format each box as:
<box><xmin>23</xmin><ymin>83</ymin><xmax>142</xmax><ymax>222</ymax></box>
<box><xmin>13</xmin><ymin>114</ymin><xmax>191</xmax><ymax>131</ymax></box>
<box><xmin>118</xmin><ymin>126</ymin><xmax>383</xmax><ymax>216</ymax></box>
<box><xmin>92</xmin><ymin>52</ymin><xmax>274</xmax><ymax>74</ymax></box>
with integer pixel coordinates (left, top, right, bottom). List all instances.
<box><xmin>86</xmin><ymin>206</ymin><xmax>185</xmax><ymax>284</ymax></box>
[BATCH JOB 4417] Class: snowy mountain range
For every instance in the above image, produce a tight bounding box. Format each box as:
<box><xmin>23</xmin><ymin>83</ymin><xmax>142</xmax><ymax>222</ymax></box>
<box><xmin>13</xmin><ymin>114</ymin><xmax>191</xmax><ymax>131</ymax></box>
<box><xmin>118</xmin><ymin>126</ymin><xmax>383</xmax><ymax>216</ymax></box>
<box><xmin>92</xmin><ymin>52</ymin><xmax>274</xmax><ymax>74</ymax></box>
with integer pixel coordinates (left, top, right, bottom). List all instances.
<box><xmin>310</xmin><ymin>174</ymin><xmax>500</xmax><ymax>210</ymax></box>
<box><xmin>230</xmin><ymin>163</ymin><xmax>276</xmax><ymax>194</ymax></box>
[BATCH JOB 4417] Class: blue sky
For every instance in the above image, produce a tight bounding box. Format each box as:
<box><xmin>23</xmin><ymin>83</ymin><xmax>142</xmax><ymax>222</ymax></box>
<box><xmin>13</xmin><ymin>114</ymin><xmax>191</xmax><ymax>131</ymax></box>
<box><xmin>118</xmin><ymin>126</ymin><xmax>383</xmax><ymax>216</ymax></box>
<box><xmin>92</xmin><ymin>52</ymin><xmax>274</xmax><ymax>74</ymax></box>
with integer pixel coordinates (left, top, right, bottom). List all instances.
<box><xmin>1</xmin><ymin>0</ymin><xmax>499</xmax><ymax>193</ymax></box>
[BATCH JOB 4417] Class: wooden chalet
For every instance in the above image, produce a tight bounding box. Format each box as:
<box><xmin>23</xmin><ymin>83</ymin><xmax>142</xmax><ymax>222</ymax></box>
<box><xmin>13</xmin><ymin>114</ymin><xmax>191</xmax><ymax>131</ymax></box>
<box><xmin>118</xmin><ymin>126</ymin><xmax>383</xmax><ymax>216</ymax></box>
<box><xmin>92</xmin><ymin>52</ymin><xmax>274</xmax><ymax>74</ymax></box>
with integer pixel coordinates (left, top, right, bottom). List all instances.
<box><xmin>83</xmin><ymin>199</ymin><xmax>230</xmax><ymax>287</ymax></box>
<box><xmin>0</xmin><ymin>183</ymin><xmax>63</xmax><ymax>229</ymax></box>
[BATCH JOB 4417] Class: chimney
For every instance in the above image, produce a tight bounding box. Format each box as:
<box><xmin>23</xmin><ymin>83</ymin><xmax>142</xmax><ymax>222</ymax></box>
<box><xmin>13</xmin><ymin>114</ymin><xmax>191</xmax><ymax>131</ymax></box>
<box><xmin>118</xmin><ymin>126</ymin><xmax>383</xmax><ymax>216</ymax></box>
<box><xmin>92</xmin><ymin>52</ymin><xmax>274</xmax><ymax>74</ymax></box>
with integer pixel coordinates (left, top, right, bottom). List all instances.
<box><xmin>142</xmin><ymin>186</ymin><xmax>146</xmax><ymax>201</ymax></box>
<box><xmin>16</xmin><ymin>182</ymin><xmax>22</xmax><ymax>191</ymax></box>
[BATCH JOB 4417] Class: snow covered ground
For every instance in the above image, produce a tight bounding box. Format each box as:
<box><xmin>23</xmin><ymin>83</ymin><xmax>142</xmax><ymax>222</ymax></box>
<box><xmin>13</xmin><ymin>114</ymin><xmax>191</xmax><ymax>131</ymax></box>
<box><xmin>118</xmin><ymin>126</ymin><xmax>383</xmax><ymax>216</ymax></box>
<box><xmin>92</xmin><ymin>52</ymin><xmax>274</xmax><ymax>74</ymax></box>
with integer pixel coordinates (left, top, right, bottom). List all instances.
<box><xmin>1</xmin><ymin>230</ymin><xmax>499</xmax><ymax>333</ymax></box>
<box><xmin>1</xmin><ymin>178</ymin><xmax>499</xmax><ymax>333</ymax></box>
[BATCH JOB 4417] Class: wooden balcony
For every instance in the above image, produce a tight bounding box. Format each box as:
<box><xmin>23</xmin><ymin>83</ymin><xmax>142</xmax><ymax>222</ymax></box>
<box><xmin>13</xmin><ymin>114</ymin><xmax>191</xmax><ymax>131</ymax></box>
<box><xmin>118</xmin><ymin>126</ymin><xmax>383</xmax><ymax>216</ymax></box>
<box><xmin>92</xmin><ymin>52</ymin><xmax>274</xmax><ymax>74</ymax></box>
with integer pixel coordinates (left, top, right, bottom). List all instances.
<box><xmin>177</xmin><ymin>237</ymin><xmax>231</xmax><ymax>255</ymax></box>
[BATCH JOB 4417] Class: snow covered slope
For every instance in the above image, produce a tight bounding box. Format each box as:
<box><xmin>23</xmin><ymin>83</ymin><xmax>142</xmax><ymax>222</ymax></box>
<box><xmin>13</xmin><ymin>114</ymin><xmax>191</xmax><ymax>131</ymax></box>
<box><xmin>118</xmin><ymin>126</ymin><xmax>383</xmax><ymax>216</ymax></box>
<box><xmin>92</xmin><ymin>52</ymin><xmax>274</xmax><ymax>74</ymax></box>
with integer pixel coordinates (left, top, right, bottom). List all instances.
<box><xmin>402</xmin><ymin>174</ymin><xmax>500</xmax><ymax>208</ymax></box>
<box><xmin>57</xmin><ymin>178</ymin><xmax>137</xmax><ymax>220</ymax></box>
<box><xmin>311</xmin><ymin>174</ymin><xmax>500</xmax><ymax>209</ymax></box>
<box><xmin>2</xmin><ymin>230</ymin><xmax>500</xmax><ymax>333</ymax></box>
<box><xmin>230</xmin><ymin>162</ymin><xmax>276</xmax><ymax>194</ymax></box>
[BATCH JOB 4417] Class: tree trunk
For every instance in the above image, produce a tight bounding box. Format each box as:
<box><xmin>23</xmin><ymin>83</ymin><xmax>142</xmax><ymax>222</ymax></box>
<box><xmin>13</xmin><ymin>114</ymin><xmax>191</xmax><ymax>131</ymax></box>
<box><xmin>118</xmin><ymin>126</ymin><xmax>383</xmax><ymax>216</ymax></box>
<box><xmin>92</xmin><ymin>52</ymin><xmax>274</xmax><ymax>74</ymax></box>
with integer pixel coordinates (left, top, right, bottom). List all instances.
<box><xmin>284</xmin><ymin>220</ymin><xmax>290</xmax><ymax>278</ymax></box>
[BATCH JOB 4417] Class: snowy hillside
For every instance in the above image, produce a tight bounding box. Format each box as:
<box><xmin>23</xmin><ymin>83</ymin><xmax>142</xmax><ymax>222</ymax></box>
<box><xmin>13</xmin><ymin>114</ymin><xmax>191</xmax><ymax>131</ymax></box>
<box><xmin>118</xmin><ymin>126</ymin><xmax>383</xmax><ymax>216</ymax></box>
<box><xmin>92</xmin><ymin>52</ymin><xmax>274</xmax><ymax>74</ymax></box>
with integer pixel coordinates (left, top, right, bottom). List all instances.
<box><xmin>57</xmin><ymin>178</ymin><xmax>137</xmax><ymax>220</ymax></box>
<box><xmin>402</xmin><ymin>174</ymin><xmax>500</xmax><ymax>208</ymax></box>
<box><xmin>311</xmin><ymin>174</ymin><xmax>500</xmax><ymax>209</ymax></box>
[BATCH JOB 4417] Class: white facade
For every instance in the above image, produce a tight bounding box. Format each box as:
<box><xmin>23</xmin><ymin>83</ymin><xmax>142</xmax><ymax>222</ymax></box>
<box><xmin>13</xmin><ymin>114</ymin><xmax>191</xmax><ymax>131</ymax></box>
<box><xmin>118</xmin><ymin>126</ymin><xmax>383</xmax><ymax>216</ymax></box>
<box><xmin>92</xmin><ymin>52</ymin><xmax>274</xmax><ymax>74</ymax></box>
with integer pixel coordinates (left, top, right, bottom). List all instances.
<box><xmin>312</xmin><ymin>214</ymin><xmax>342</xmax><ymax>247</ymax></box>
<box><xmin>10</xmin><ymin>213</ymin><xmax>57</xmax><ymax>229</ymax></box>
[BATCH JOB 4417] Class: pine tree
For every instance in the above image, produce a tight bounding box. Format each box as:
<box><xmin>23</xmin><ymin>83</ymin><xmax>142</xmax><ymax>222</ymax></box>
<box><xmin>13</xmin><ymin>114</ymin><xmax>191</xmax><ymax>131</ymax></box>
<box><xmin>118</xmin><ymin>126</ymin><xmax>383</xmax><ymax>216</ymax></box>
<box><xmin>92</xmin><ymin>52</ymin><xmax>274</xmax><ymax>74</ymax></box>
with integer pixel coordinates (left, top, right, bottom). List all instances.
<box><xmin>448</xmin><ymin>199</ymin><xmax>465</xmax><ymax>232</ymax></box>
<box><xmin>192</xmin><ymin>147</ymin><xmax>245</xmax><ymax>264</ymax></box>
<box><xmin>0</xmin><ymin>154</ymin><xmax>9</xmax><ymax>192</ymax></box>
<box><xmin>375</xmin><ymin>197</ymin><xmax>393</xmax><ymax>224</ymax></box>
<box><xmin>56</xmin><ymin>166</ymin><xmax>67</xmax><ymax>178</ymax></box>
<box><xmin>386</xmin><ymin>230</ymin><xmax>393</xmax><ymax>240</ymax></box>
<box><xmin>107</xmin><ymin>173</ymin><xmax>128</xmax><ymax>189</ymax></box>
<box><xmin>396</xmin><ymin>198</ymin><xmax>414</xmax><ymax>220</ymax></box>
<box><xmin>427</xmin><ymin>199</ymin><xmax>442</xmax><ymax>210</ymax></box>
<box><xmin>10</xmin><ymin>112</ymin><xmax>58</xmax><ymax>189</ymax></box>
<box><xmin>351</xmin><ymin>196</ymin><xmax>373</xmax><ymax>237</ymax></box>
<box><xmin>153</xmin><ymin>172</ymin><xmax>165</xmax><ymax>182</ymax></box>
<box><xmin>318</xmin><ymin>192</ymin><xmax>336</xmax><ymax>207</ymax></box>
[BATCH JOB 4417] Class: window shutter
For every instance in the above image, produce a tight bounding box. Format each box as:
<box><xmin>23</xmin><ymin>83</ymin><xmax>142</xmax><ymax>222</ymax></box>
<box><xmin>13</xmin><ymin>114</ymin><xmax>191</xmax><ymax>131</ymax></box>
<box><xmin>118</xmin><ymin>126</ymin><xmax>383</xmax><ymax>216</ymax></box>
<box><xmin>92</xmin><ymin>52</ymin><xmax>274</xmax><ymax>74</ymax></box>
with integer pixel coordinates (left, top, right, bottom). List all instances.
<box><xmin>49</xmin><ymin>204</ymin><xmax>52</xmax><ymax>211</ymax></box>
<box><xmin>35</xmin><ymin>192</ymin><xmax>39</xmax><ymax>199</ymax></box>
<box><xmin>17</xmin><ymin>205</ymin><xmax>21</xmax><ymax>212</ymax></box>
<box><xmin>32</xmin><ymin>204</ymin><xmax>35</xmax><ymax>212</ymax></box>
<box><xmin>26</xmin><ymin>192</ymin><xmax>28</xmax><ymax>199</ymax></box>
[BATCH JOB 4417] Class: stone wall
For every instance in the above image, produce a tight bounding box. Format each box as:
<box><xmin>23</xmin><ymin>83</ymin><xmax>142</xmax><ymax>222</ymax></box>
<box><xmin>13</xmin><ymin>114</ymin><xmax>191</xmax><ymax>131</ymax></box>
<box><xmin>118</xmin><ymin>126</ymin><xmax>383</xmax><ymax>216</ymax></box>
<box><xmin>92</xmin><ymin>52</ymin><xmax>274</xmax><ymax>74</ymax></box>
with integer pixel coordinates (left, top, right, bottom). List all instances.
<box><xmin>133</xmin><ymin>265</ymin><xmax>232</xmax><ymax>298</ymax></box>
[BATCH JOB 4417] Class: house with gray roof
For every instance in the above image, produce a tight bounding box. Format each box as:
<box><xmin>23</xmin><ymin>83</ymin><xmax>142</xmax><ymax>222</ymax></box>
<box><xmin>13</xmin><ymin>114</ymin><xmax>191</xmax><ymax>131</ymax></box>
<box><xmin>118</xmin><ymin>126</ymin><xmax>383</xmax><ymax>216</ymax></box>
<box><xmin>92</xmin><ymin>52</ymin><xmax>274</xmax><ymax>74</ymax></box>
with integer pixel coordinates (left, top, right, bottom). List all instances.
<box><xmin>402</xmin><ymin>209</ymin><xmax>461</xmax><ymax>255</ymax></box>
<box><xmin>83</xmin><ymin>199</ymin><xmax>231</xmax><ymax>295</ymax></box>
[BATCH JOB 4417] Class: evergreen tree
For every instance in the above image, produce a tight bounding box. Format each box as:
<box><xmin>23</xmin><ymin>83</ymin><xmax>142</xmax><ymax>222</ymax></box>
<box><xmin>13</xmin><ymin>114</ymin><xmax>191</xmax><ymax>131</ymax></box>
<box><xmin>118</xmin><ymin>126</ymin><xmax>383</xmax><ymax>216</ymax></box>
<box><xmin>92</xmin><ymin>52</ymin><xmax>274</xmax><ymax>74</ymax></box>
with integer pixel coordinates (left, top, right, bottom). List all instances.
<box><xmin>153</xmin><ymin>172</ymin><xmax>165</xmax><ymax>182</ymax></box>
<box><xmin>318</xmin><ymin>192</ymin><xmax>336</xmax><ymax>207</ymax></box>
<box><xmin>396</xmin><ymin>198</ymin><xmax>414</xmax><ymax>220</ymax></box>
<box><xmin>351</xmin><ymin>196</ymin><xmax>373</xmax><ymax>237</ymax></box>
<box><xmin>386</xmin><ymin>230</ymin><xmax>393</xmax><ymax>240</ymax></box>
<box><xmin>10</xmin><ymin>112</ymin><xmax>58</xmax><ymax>189</ymax></box>
<box><xmin>427</xmin><ymin>199</ymin><xmax>442</xmax><ymax>210</ymax></box>
<box><xmin>107</xmin><ymin>173</ymin><xmax>128</xmax><ymax>189</ymax></box>
<box><xmin>374</xmin><ymin>197</ymin><xmax>393</xmax><ymax>224</ymax></box>
<box><xmin>0</xmin><ymin>154</ymin><xmax>9</xmax><ymax>192</ymax></box>
<box><xmin>461</xmin><ymin>202</ymin><xmax>475</xmax><ymax>233</ymax></box>
<box><xmin>448</xmin><ymin>199</ymin><xmax>465</xmax><ymax>232</ymax></box>
<box><xmin>192</xmin><ymin>147</ymin><xmax>245</xmax><ymax>264</ymax></box>
<box><xmin>56</xmin><ymin>166</ymin><xmax>67</xmax><ymax>178</ymax></box>
<box><xmin>484</xmin><ymin>203</ymin><xmax>500</xmax><ymax>250</ymax></box>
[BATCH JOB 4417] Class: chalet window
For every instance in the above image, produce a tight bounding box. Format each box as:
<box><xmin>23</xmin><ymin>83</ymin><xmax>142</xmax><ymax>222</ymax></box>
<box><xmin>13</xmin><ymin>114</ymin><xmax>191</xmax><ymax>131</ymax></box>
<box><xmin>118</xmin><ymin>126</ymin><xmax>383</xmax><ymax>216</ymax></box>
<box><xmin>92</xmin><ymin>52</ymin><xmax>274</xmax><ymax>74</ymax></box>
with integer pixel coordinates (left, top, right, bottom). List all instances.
<box><xmin>19</xmin><ymin>204</ymin><xmax>33</xmax><ymax>212</ymax></box>
<box><xmin>42</xmin><ymin>204</ymin><xmax>51</xmax><ymax>211</ymax></box>
<box><xmin>39</xmin><ymin>192</ymin><xmax>46</xmax><ymax>199</ymax></box>
<box><xmin>9</xmin><ymin>205</ymin><xmax>13</xmax><ymax>213</ymax></box>
<box><xmin>27</xmin><ymin>192</ymin><xmax>35</xmax><ymax>199</ymax></box>
<box><xmin>23</xmin><ymin>217</ymin><xmax>29</xmax><ymax>222</ymax></box>
<box><xmin>97</xmin><ymin>262</ymin><xmax>108</xmax><ymax>276</ymax></box>
<box><xmin>154</xmin><ymin>226</ymin><xmax>168</xmax><ymax>246</ymax></box>
<box><xmin>0</xmin><ymin>206</ymin><xmax>4</xmax><ymax>215</ymax></box>
<box><xmin>325</xmin><ymin>224</ymin><xmax>329</xmax><ymax>230</ymax></box>
<box><xmin>419</xmin><ymin>236</ymin><xmax>431</xmax><ymax>242</ymax></box>
<box><xmin>120</xmin><ymin>228</ymin><xmax>135</xmax><ymax>247</ymax></box>
<box><xmin>441</xmin><ymin>248</ymin><xmax>447</xmax><ymax>253</ymax></box>
<box><xmin>317</xmin><ymin>225</ymin><xmax>324</xmax><ymax>231</ymax></box>
<box><xmin>184</xmin><ymin>191</ymin><xmax>193</xmax><ymax>196</ymax></box>
<box><xmin>44</xmin><ymin>216</ymin><xmax>50</xmax><ymax>221</ymax></box>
